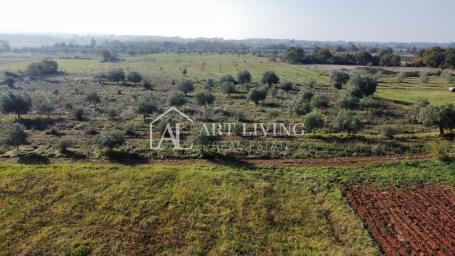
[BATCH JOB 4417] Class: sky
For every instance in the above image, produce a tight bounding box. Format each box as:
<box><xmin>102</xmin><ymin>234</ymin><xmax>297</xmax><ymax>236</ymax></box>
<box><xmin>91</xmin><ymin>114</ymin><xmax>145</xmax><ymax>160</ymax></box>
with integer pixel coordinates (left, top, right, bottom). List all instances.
<box><xmin>1</xmin><ymin>0</ymin><xmax>455</xmax><ymax>42</ymax></box>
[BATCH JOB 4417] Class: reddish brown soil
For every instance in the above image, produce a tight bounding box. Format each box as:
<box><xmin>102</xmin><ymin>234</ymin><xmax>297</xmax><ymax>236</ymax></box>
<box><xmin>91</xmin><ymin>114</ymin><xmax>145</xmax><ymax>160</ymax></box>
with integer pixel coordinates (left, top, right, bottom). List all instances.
<box><xmin>344</xmin><ymin>185</ymin><xmax>455</xmax><ymax>256</ymax></box>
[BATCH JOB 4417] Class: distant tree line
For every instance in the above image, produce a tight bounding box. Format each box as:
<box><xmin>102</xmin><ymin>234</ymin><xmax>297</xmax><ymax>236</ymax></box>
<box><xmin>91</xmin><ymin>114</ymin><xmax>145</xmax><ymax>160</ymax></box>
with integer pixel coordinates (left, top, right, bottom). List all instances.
<box><xmin>409</xmin><ymin>47</ymin><xmax>455</xmax><ymax>68</ymax></box>
<box><xmin>282</xmin><ymin>47</ymin><xmax>402</xmax><ymax>66</ymax></box>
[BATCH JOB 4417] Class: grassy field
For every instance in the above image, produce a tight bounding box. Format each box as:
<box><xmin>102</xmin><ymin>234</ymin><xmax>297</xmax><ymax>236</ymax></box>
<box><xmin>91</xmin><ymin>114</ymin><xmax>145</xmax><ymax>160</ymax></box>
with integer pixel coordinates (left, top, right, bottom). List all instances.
<box><xmin>1</xmin><ymin>160</ymin><xmax>454</xmax><ymax>255</ymax></box>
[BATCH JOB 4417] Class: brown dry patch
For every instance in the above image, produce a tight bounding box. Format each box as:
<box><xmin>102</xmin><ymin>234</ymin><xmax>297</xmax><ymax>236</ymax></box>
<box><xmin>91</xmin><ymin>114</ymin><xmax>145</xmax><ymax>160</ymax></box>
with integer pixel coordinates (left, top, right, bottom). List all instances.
<box><xmin>344</xmin><ymin>185</ymin><xmax>455</xmax><ymax>256</ymax></box>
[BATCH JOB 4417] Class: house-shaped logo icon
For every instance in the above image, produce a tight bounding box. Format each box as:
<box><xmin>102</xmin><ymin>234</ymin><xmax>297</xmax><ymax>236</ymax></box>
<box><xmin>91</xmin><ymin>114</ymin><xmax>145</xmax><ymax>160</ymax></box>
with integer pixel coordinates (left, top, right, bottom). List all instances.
<box><xmin>150</xmin><ymin>107</ymin><xmax>194</xmax><ymax>150</ymax></box>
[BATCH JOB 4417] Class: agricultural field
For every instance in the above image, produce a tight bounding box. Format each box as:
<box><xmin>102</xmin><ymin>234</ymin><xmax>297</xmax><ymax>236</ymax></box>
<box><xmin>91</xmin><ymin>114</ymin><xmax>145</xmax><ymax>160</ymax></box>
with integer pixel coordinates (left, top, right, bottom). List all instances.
<box><xmin>1</xmin><ymin>51</ymin><xmax>455</xmax><ymax>256</ymax></box>
<box><xmin>1</xmin><ymin>160</ymin><xmax>454</xmax><ymax>255</ymax></box>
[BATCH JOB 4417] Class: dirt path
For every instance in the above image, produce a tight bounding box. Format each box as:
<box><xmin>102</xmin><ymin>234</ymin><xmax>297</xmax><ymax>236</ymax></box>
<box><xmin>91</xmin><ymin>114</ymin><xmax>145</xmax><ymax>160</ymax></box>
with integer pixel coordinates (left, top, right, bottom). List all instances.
<box><xmin>344</xmin><ymin>185</ymin><xmax>455</xmax><ymax>256</ymax></box>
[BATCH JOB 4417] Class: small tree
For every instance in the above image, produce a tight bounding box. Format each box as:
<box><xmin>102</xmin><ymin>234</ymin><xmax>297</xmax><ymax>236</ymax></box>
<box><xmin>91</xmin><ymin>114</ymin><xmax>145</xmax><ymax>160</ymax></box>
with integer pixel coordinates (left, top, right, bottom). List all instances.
<box><xmin>310</xmin><ymin>94</ymin><xmax>329</xmax><ymax>109</ymax></box>
<box><xmin>1</xmin><ymin>123</ymin><xmax>27</xmax><ymax>150</ymax></box>
<box><xmin>292</xmin><ymin>101</ymin><xmax>311</xmax><ymax>116</ymax></box>
<box><xmin>107</xmin><ymin>68</ymin><xmax>125</xmax><ymax>84</ymax></box>
<box><xmin>86</xmin><ymin>91</ymin><xmax>101</xmax><ymax>108</ymax></box>
<box><xmin>219</xmin><ymin>74</ymin><xmax>237</xmax><ymax>85</ymax></box>
<box><xmin>35</xmin><ymin>98</ymin><xmax>55</xmax><ymax>118</ymax></box>
<box><xmin>136</xmin><ymin>95</ymin><xmax>158</xmax><ymax>121</ymax></box>
<box><xmin>348</xmin><ymin>74</ymin><xmax>377</xmax><ymax>98</ymax></box>
<box><xmin>303</xmin><ymin>111</ymin><xmax>325</xmax><ymax>135</ymax></box>
<box><xmin>418</xmin><ymin>104</ymin><xmax>455</xmax><ymax>136</ymax></box>
<box><xmin>261</xmin><ymin>71</ymin><xmax>280</xmax><ymax>86</ymax></box>
<box><xmin>330</xmin><ymin>71</ymin><xmax>350</xmax><ymax>89</ymax></box>
<box><xmin>0</xmin><ymin>92</ymin><xmax>32</xmax><ymax>119</ymax></box>
<box><xmin>127</xmin><ymin>71</ymin><xmax>143</xmax><ymax>84</ymax></box>
<box><xmin>280</xmin><ymin>82</ymin><xmax>294</xmax><ymax>92</ymax></box>
<box><xmin>101</xmin><ymin>49</ymin><xmax>116</xmax><ymax>62</ymax></box>
<box><xmin>194</xmin><ymin>89</ymin><xmax>215</xmax><ymax>108</ymax></box>
<box><xmin>2</xmin><ymin>77</ymin><xmax>15</xmax><ymax>88</ymax></box>
<box><xmin>247</xmin><ymin>86</ymin><xmax>267</xmax><ymax>105</ymax></box>
<box><xmin>142</xmin><ymin>80</ymin><xmax>153</xmax><ymax>90</ymax></box>
<box><xmin>220</xmin><ymin>82</ymin><xmax>236</xmax><ymax>95</ymax></box>
<box><xmin>332</xmin><ymin>109</ymin><xmax>363</xmax><ymax>135</ymax></box>
<box><xmin>168</xmin><ymin>91</ymin><xmax>187</xmax><ymax>107</ymax></box>
<box><xmin>96</xmin><ymin>131</ymin><xmax>125</xmax><ymax>150</ymax></box>
<box><xmin>237</xmin><ymin>70</ymin><xmax>252</xmax><ymax>85</ymax></box>
<box><xmin>179</xmin><ymin>80</ymin><xmax>194</xmax><ymax>95</ymax></box>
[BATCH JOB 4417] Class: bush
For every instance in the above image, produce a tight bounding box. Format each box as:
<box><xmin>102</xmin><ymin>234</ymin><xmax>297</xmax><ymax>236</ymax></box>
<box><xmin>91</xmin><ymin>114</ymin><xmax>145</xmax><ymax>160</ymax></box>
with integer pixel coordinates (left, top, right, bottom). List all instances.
<box><xmin>382</xmin><ymin>126</ymin><xmax>398</xmax><ymax>139</ymax></box>
<box><xmin>426</xmin><ymin>141</ymin><xmax>452</xmax><ymax>162</ymax></box>
<box><xmin>300</xmin><ymin>89</ymin><xmax>314</xmax><ymax>101</ymax></box>
<box><xmin>127</xmin><ymin>71</ymin><xmax>143</xmax><ymax>84</ymax></box>
<box><xmin>219</xmin><ymin>74</ymin><xmax>237</xmax><ymax>85</ymax></box>
<box><xmin>348</xmin><ymin>74</ymin><xmax>377</xmax><ymax>97</ymax></box>
<box><xmin>24</xmin><ymin>59</ymin><xmax>59</xmax><ymax>77</ymax></box>
<box><xmin>72</xmin><ymin>108</ymin><xmax>85</xmax><ymax>121</ymax></box>
<box><xmin>303</xmin><ymin>111</ymin><xmax>325</xmax><ymax>134</ymax></box>
<box><xmin>85</xmin><ymin>91</ymin><xmax>101</xmax><ymax>107</ymax></box>
<box><xmin>179</xmin><ymin>80</ymin><xmax>194</xmax><ymax>95</ymax></box>
<box><xmin>332</xmin><ymin>109</ymin><xmax>363</xmax><ymax>135</ymax></box>
<box><xmin>261</xmin><ymin>71</ymin><xmax>280</xmax><ymax>86</ymax></box>
<box><xmin>204</xmin><ymin>78</ymin><xmax>216</xmax><ymax>89</ymax></box>
<box><xmin>105</xmin><ymin>108</ymin><xmax>118</xmax><ymax>120</ymax></box>
<box><xmin>142</xmin><ymin>80</ymin><xmax>153</xmax><ymax>90</ymax></box>
<box><xmin>265</xmin><ymin>109</ymin><xmax>279</xmax><ymax>119</ymax></box>
<box><xmin>136</xmin><ymin>95</ymin><xmax>158</xmax><ymax>120</ymax></box>
<box><xmin>35</xmin><ymin>97</ymin><xmax>55</xmax><ymax>118</ymax></box>
<box><xmin>330</xmin><ymin>71</ymin><xmax>350</xmax><ymax>89</ymax></box>
<box><xmin>310</xmin><ymin>94</ymin><xmax>329</xmax><ymax>108</ymax></box>
<box><xmin>167</xmin><ymin>91</ymin><xmax>187</xmax><ymax>107</ymax></box>
<box><xmin>337</xmin><ymin>94</ymin><xmax>359</xmax><ymax>109</ymax></box>
<box><xmin>237</xmin><ymin>70</ymin><xmax>252</xmax><ymax>85</ymax></box>
<box><xmin>57</xmin><ymin>137</ymin><xmax>73</xmax><ymax>153</ymax></box>
<box><xmin>194</xmin><ymin>89</ymin><xmax>215</xmax><ymax>107</ymax></box>
<box><xmin>1</xmin><ymin>123</ymin><xmax>27</xmax><ymax>150</ymax></box>
<box><xmin>220</xmin><ymin>81</ymin><xmax>236</xmax><ymax>95</ymax></box>
<box><xmin>2</xmin><ymin>77</ymin><xmax>15</xmax><ymax>88</ymax></box>
<box><xmin>247</xmin><ymin>86</ymin><xmax>268</xmax><ymax>105</ymax></box>
<box><xmin>0</xmin><ymin>91</ymin><xmax>32</xmax><ymax>119</ymax></box>
<box><xmin>280</xmin><ymin>82</ymin><xmax>294</xmax><ymax>92</ymax></box>
<box><xmin>292</xmin><ymin>101</ymin><xmax>311</xmax><ymax>116</ymax></box>
<box><xmin>359</xmin><ymin>96</ymin><xmax>380</xmax><ymax>109</ymax></box>
<box><xmin>96</xmin><ymin>131</ymin><xmax>125</xmax><ymax>150</ymax></box>
<box><xmin>107</xmin><ymin>68</ymin><xmax>125</xmax><ymax>84</ymax></box>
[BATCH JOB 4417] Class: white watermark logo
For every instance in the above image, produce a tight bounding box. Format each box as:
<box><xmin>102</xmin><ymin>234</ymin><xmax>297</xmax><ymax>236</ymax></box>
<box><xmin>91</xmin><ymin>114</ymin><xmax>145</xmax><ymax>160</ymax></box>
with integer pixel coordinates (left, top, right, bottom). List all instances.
<box><xmin>150</xmin><ymin>107</ymin><xmax>305</xmax><ymax>151</ymax></box>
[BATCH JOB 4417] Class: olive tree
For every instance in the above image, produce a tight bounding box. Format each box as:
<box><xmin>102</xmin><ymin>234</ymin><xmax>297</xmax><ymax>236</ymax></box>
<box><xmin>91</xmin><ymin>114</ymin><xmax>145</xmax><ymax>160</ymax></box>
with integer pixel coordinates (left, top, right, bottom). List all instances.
<box><xmin>0</xmin><ymin>91</ymin><xmax>32</xmax><ymax>119</ymax></box>
<box><xmin>167</xmin><ymin>91</ymin><xmax>187</xmax><ymax>107</ymax></box>
<box><xmin>194</xmin><ymin>89</ymin><xmax>215</xmax><ymax>108</ymax></box>
<box><xmin>247</xmin><ymin>86</ymin><xmax>268</xmax><ymax>105</ymax></box>
<box><xmin>1</xmin><ymin>123</ymin><xmax>27</xmax><ymax>150</ymax></box>
<box><xmin>136</xmin><ymin>95</ymin><xmax>158</xmax><ymax>121</ymax></box>
<box><xmin>237</xmin><ymin>70</ymin><xmax>252</xmax><ymax>85</ymax></box>
<box><xmin>179</xmin><ymin>80</ymin><xmax>194</xmax><ymax>95</ymax></box>
<box><xmin>261</xmin><ymin>71</ymin><xmax>280</xmax><ymax>86</ymax></box>
<box><xmin>303</xmin><ymin>111</ymin><xmax>325</xmax><ymax>135</ymax></box>
<box><xmin>332</xmin><ymin>109</ymin><xmax>363</xmax><ymax>135</ymax></box>
<box><xmin>330</xmin><ymin>71</ymin><xmax>350</xmax><ymax>89</ymax></box>
<box><xmin>127</xmin><ymin>71</ymin><xmax>143</xmax><ymax>84</ymax></box>
<box><xmin>86</xmin><ymin>91</ymin><xmax>101</xmax><ymax>108</ymax></box>
<box><xmin>417</xmin><ymin>103</ymin><xmax>455</xmax><ymax>136</ymax></box>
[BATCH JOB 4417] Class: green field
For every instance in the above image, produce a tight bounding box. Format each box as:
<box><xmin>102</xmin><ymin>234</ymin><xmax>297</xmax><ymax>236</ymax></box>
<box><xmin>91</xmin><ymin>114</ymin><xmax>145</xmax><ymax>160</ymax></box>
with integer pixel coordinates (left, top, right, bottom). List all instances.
<box><xmin>1</xmin><ymin>160</ymin><xmax>454</xmax><ymax>255</ymax></box>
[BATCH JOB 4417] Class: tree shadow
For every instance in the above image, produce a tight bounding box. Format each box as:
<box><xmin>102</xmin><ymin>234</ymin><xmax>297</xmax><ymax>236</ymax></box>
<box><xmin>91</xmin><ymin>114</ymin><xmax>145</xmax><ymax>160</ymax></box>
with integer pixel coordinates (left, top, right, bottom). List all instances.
<box><xmin>205</xmin><ymin>152</ymin><xmax>256</xmax><ymax>169</ymax></box>
<box><xmin>17</xmin><ymin>153</ymin><xmax>50</xmax><ymax>165</ymax></box>
<box><xmin>104</xmin><ymin>150</ymin><xmax>148</xmax><ymax>165</ymax></box>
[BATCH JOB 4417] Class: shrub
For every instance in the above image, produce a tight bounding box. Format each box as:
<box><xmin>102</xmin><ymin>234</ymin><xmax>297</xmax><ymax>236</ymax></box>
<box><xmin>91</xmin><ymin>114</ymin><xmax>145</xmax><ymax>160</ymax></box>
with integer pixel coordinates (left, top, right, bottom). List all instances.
<box><xmin>72</xmin><ymin>108</ymin><xmax>85</xmax><ymax>121</ymax></box>
<box><xmin>194</xmin><ymin>89</ymin><xmax>215</xmax><ymax>107</ymax></box>
<box><xmin>426</xmin><ymin>141</ymin><xmax>452</xmax><ymax>162</ymax></box>
<box><xmin>24</xmin><ymin>59</ymin><xmax>59</xmax><ymax>77</ymax></box>
<box><xmin>237</xmin><ymin>70</ymin><xmax>252</xmax><ymax>85</ymax></box>
<box><xmin>127</xmin><ymin>71</ymin><xmax>143</xmax><ymax>84</ymax></box>
<box><xmin>96</xmin><ymin>131</ymin><xmax>125</xmax><ymax>150</ymax></box>
<box><xmin>0</xmin><ymin>91</ymin><xmax>32</xmax><ymax>119</ymax></box>
<box><xmin>136</xmin><ymin>95</ymin><xmax>158</xmax><ymax>120</ymax></box>
<box><xmin>359</xmin><ymin>96</ymin><xmax>380</xmax><ymax>109</ymax></box>
<box><xmin>247</xmin><ymin>86</ymin><xmax>268</xmax><ymax>105</ymax></box>
<box><xmin>280</xmin><ymin>82</ymin><xmax>294</xmax><ymax>92</ymax></box>
<box><xmin>85</xmin><ymin>91</ymin><xmax>101</xmax><ymax>108</ymax></box>
<box><xmin>1</xmin><ymin>123</ymin><xmax>27</xmax><ymax>150</ymax></box>
<box><xmin>167</xmin><ymin>91</ymin><xmax>187</xmax><ymax>107</ymax></box>
<box><xmin>348</xmin><ymin>74</ymin><xmax>377</xmax><ymax>97</ymax></box>
<box><xmin>107</xmin><ymin>68</ymin><xmax>125</xmax><ymax>84</ymax></box>
<box><xmin>57</xmin><ymin>137</ymin><xmax>73</xmax><ymax>153</ymax></box>
<box><xmin>265</xmin><ymin>109</ymin><xmax>279</xmax><ymax>119</ymax></box>
<box><xmin>332</xmin><ymin>109</ymin><xmax>363</xmax><ymax>135</ymax></box>
<box><xmin>105</xmin><ymin>108</ymin><xmax>118</xmax><ymax>120</ymax></box>
<box><xmin>179</xmin><ymin>79</ymin><xmax>194</xmax><ymax>95</ymax></box>
<box><xmin>35</xmin><ymin>97</ymin><xmax>55</xmax><ymax>118</ymax></box>
<box><xmin>337</xmin><ymin>94</ymin><xmax>359</xmax><ymax>109</ymax></box>
<box><xmin>261</xmin><ymin>71</ymin><xmax>280</xmax><ymax>86</ymax></box>
<box><xmin>220</xmin><ymin>81</ymin><xmax>236</xmax><ymax>95</ymax></box>
<box><xmin>219</xmin><ymin>74</ymin><xmax>237</xmax><ymax>84</ymax></box>
<box><xmin>300</xmin><ymin>89</ymin><xmax>314</xmax><ymax>101</ymax></box>
<box><xmin>142</xmin><ymin>80</ymin><xmax>153</xmax><ymax>90</ymax></box>
<box><xmin>304</xmin><ymin>111</ymin><xmax>325</xmax><ymax>134</ymax></box>
<box><xmin>292</xmin><ymin>101</ymin><xmax>311</xmax><ymax>116</ymax></box>
<box><xmin>2</xmin><ymin>77</ymin><xmax>15</xmax><ymax>88</ymax></box>
<box><xmin>310</xmin><ymin>94</ymin><xmax>329</xmax><ymax>109</ymax></box>
<box><xmin>204</xmin><ymin>78</ymin><xmax>216</xmax><ymax>89</ymax></box>
<box><xmin>330</xmin><ymin>71</ymin><xmax>350</xmax><ymax>89</ymax></box>
<box><xmin>382</xmin><ymin>126</ymin><xmax>398</xmax><ymax>139</ymax></box>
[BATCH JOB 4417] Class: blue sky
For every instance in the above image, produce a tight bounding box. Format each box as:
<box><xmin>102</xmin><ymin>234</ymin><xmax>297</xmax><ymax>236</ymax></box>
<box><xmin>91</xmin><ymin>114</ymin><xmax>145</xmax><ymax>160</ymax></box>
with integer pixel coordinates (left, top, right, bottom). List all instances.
<box><xmin>1</xmin><ymin>0</ymin><xmax>454</xmax><ymax>42</ymax></box>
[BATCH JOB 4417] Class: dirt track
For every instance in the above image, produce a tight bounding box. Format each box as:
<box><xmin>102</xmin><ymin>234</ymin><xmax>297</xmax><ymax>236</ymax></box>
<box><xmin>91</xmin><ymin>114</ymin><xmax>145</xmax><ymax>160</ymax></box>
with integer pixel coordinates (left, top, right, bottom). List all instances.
<box><xmin>344</xmin><ymin>185</ymin><xmax>455</xmax><ymax>256</ymax></box>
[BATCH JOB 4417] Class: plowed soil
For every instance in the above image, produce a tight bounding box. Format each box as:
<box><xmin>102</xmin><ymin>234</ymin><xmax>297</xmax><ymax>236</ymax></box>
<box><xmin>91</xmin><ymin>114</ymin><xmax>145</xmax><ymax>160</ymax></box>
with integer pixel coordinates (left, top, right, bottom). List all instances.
<box><xmin>344</xmin><ymin>185</ymin><xmax>455</xmax><ymax>256</ymax></box>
